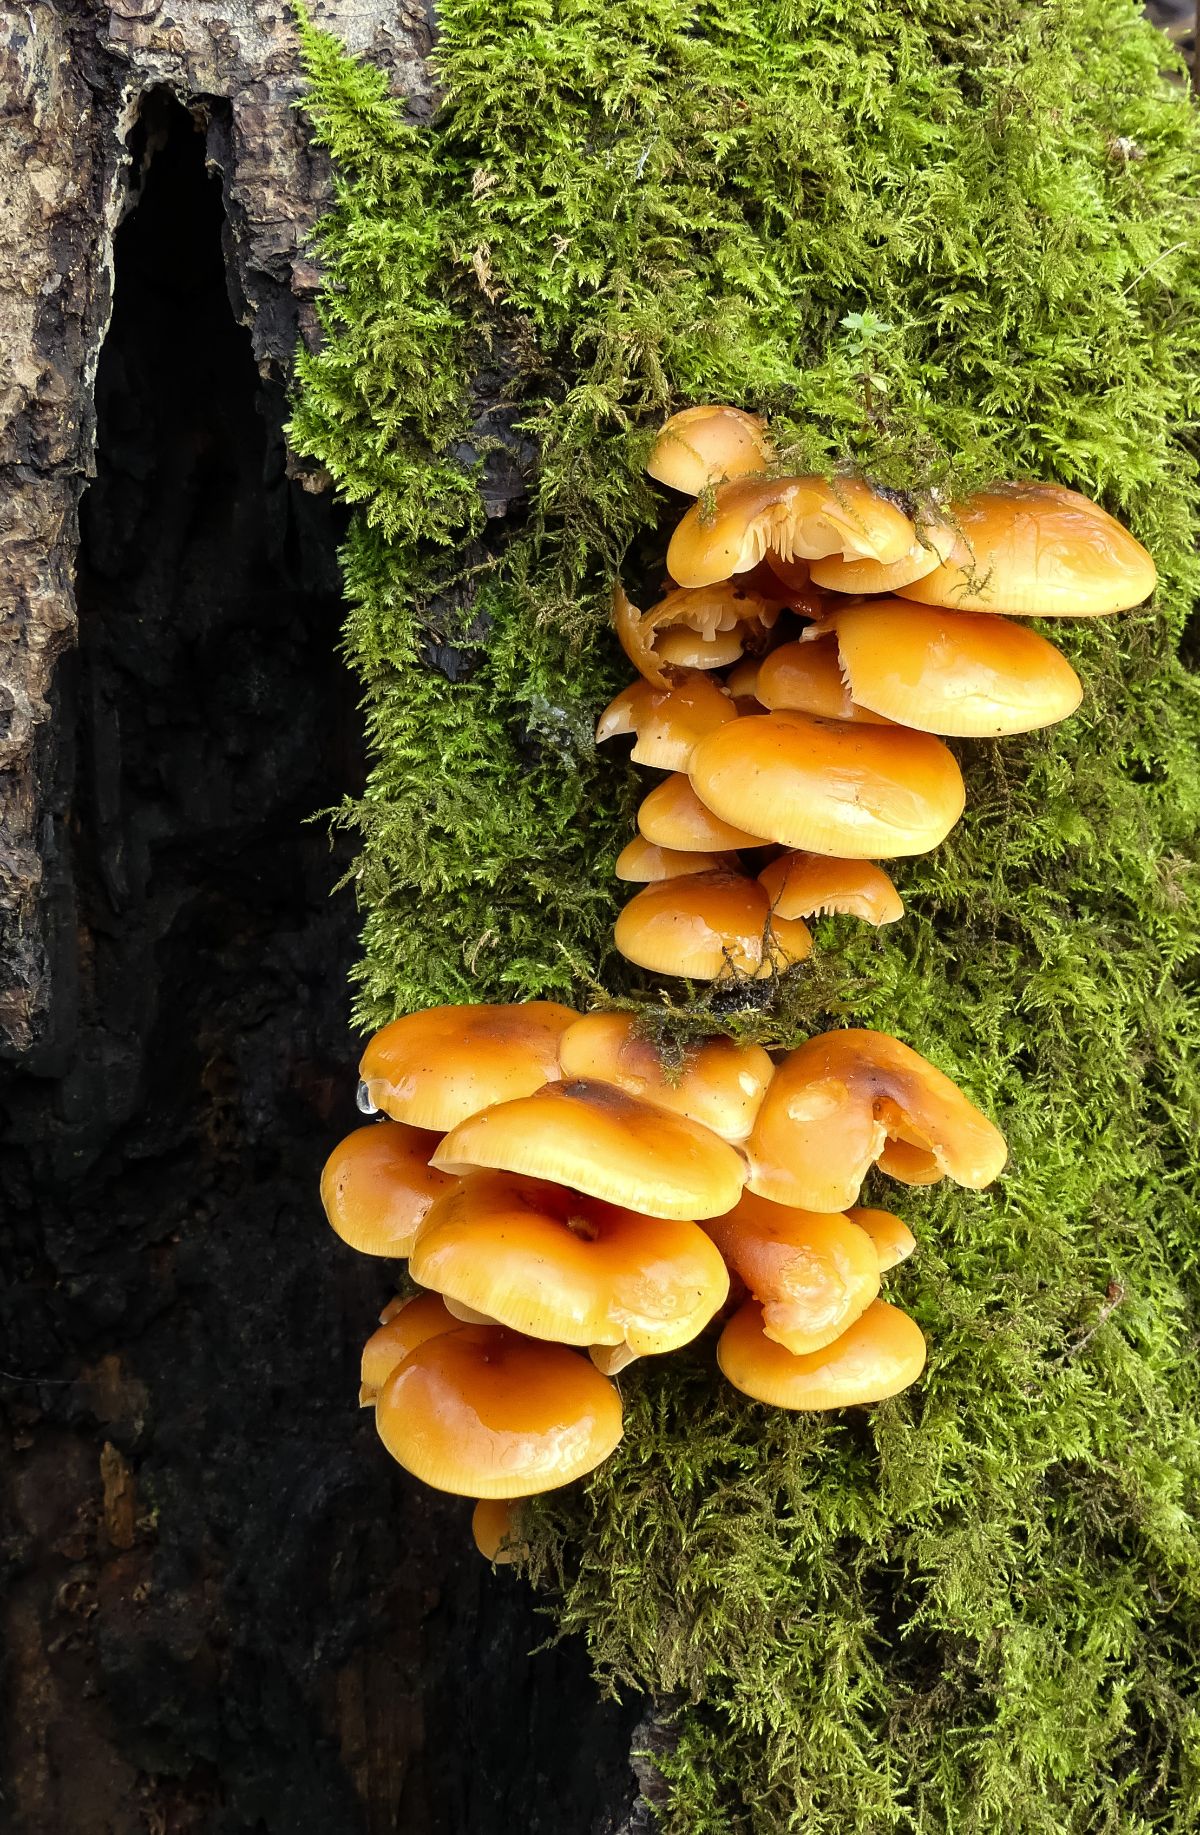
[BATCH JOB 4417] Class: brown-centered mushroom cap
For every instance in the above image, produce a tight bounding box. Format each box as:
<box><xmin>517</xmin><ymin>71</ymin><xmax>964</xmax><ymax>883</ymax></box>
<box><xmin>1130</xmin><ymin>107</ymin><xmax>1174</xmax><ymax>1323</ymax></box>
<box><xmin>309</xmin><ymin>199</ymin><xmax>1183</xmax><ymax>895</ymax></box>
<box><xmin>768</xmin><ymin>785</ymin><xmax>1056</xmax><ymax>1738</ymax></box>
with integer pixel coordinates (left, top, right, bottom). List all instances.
<box><xmin>689</xmin><ymin>712</ymin><xmax>965</xmax><ymax>859</ymax></box>
<box><xmin>646</xmin><ymin>404</ymin><xmax>775</xmax><ymax>495</ymax></box>
<box><xmin>359</xmin><ymin>1291</ymin><xmax>460</xmax><ymax>1404</ymax></box>
<box><xmin>411</xmin><ymin>1170</ymin><xmax>729</xmax><ymax>1355</ymax></box>
<box><xmin>615</xmin><ymin>836</ymin><xmax>735</xmax><ymax>881</ymax></box>
<box><xmin>376</xmin><ymin>1323</ymin><xmax>623</xmax><ymax>1497</ymax></box>
<box><xmin>596</xmin><ymin>672</ymin><xmax>736</xmax><ymax>771</ymax></box>
<box><xmin>744</xmin><ymin>1028</ymin><xmax>1007</xmax><ymax>1211</ymax></box>
<box><xmin>615</xmin><ymin>581</ymin><xmax>781</xmax><ymax>689</ymax></box>
<box><xmin>431</xmin><ymin>1078</ymin><xmax>747</xmax><ymax>1220</ymax></box>
<box><xmin>667</xmin><ymin>476</ymin><xmax>916</xmax><ymax>589</ymax></box>
<box><xmin>848</xmin><ymin>1206</ymin><xmax>917</xmax><ymax>1271</ymax></box>
<box><xmin>614</xmin><ymin>870</ymin><xmax>812</xmax><ymax>980</ymax></box>
<box><xmin>809</xmin><ymin>523</ymin><xmax>956</xmax><ymax>594</ymax></box>
<box><xmin>895</xmin><ymin>483</ymin><xmax>1156</xmax><ymax>616</ymax></box>
<box><xmin>717</xmin><ymin>1296</ymin><xmax>927</xmax><ymax>1409</ymax></box>
<box><xmin>557</xmin><ymin>1011</ymin><xmax>775</xmax><ymax>1142</ymax></box>
<box><xmin>808</xmin><ymin>599</ymin><xmax>1083</xmax><ymax>736</ymax></box>
<box><xmin>359</xmin><ymin>1002</ymin><xmax>576</xmax><ymax>1132</ymax></box>
<box><xmin>756</xmin><ymin>638</ymin><xmax>894</xmax><ymax>724</ymax></box>
<box><xmin>757</xmin><ymin>852</ymin><xmax>904</xmax><ymax>926</ymax></box>
<box><xmin>704</xmin><ymin>1190</ymin><xmax>880</xmax><ymax>1355</ymax></box>
<box><xmin>638</xmin><ymin>773</ymin><xmax>771</xmax><ymax>851</ymax></box>
<box><xmin>320</xmin><ymin>1120</ymin><xmax>456</xmax><ymax>1258</ymax></box>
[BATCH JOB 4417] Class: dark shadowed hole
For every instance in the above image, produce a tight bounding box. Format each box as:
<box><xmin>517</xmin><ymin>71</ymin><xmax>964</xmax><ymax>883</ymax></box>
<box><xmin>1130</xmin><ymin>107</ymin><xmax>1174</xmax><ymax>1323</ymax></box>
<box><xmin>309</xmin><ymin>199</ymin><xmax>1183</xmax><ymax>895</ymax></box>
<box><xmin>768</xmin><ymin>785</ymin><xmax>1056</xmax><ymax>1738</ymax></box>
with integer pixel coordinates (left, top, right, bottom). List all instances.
<box><xmin>0</xmin><ymin>89</ymin><xmax>639</xmax><ymax>1835</ymax></box>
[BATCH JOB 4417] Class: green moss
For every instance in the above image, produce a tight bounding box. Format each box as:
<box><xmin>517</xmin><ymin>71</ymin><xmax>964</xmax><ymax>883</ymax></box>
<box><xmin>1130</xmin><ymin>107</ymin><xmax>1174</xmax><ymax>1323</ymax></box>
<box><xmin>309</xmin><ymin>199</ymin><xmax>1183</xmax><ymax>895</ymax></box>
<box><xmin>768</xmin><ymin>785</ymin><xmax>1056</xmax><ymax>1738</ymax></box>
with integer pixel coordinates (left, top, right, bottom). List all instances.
<box><xmin>292</xmin><ymin>2</ymin><xmax>1200</xmax><ymax>1827</ymax></box>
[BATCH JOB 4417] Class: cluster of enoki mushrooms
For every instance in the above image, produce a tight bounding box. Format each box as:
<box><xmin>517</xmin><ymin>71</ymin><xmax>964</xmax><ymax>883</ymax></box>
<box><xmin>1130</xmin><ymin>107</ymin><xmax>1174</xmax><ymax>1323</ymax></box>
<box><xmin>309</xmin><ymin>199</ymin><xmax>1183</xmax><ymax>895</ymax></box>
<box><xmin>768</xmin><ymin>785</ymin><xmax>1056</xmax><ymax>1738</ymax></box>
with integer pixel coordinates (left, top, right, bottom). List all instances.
<box><xmin>322</xmin><ymin>405</ymin><xmax>1156</xmax><ymax>1563</ymax></box>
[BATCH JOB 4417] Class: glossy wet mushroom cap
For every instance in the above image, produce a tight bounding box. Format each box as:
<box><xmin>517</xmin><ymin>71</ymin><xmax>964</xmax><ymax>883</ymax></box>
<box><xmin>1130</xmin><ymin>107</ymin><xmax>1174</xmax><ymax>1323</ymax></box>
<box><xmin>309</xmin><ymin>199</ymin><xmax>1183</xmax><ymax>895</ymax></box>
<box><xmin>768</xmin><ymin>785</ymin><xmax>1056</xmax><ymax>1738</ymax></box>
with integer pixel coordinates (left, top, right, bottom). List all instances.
<box><xmin>472</xmin><ymin>1496</ymin><xmax>529</xmax><ymax>1564</ymax></box>
<box><xmin>689</xmin><ymin>712</ymin><xmax>966</xmax><ymax>859</ymax></box>
<box><xmin>756</xmin><ymin>637</ymin><xmax>894</xmax><ymax>724</ymax></box>
<box><xmin>615</xmin><ymin>836</ymin><xmax>735</xmax><ymax>882</ymax></box>
<box><xmin>810</xmin><ymin>600</ymin><xmax>1083</xmax><ymax>736</ymax></box>
<box><xmin>667</xmin><ymin>476</ymin><xmax>916</xmax><ymax>589</ymax></box>
<box><xmin>638</xmin><ymin>773</ymin><xmax>771</xmax><ymax>851</ymax></box>
<box><xmin>358</xmin><ymin>1001</ymin><xmax>576</xmax><ymax>1132</ymax></box>
<box><xmin>704</xmin><ymin>1191</ymin><xmax>881</xmax><ymax>1355</ymax></box>
<box><xmin>557</xmin><ymin>1010</ymin><xmax>775</xmax><ymax>1142</ymax></box>
<box><xmin>596</xmin><ymin>672</ymin><xmax>737</xmax><ymax>771</ymax></box>
<box><xmin>376</xmin><ymin>1323</ymin><xmax>623</xmax><ymax>1497</ymax></box>
<box><xmin>614</xmin><ymin>581</ymin><xmax>781</xmax><ymax>689</ymax></box>
<box><xmin>809</xmin><ymin>522</ymin><xmax>956</xmax><ymax>594</ymax></box>
<box><xmin>646</xmin><ymin>404</ymin><xmax>775</xmax><ymax>496</ymax></box>
<box><xmin>744</xmin><ymin>1028</ymin><xmax>1007</xmax><ymax>1211</ymax></box>
<box><xmin>848</xmin><ymin>1206</ymin><xmax>917</xmax><ymax>1271</ymax></box>
<box><xmin>718</xmin><ymin>1297</ymin><xmax>927</xmax><ymax>1409</ymax></box>
<box><xmin>320</xmin><ymin>1120</ymin><xmax>456</xmax><ymax>1258</ymax></box>
<box><xmin>411</xmin><ymin>1171</ymin><xmax>729</xmax><ymax>1355</ymax></box>
<box><xmin>757</xmin><ymin>853</ymin><xmax>904</xmax><ymax>926</ymax></box>
<box><xmin>359</xmin><ymin>1291</ymin><xmax>460</xmax><ymax>1404</ymax></box>
<box><xmin>431</xmin><ymin>1078</ymin><xmax>747</xmax><ymax>1220</ymax></box>
<box><xmin>895</xmin><ymin>483</ymin><xmax>1156</xmax><ymax>616</ymax></box>
<box><xmin>614</xmin><ymin>870</ymin><xmax>812</xmax><ymax>980</ymax></box>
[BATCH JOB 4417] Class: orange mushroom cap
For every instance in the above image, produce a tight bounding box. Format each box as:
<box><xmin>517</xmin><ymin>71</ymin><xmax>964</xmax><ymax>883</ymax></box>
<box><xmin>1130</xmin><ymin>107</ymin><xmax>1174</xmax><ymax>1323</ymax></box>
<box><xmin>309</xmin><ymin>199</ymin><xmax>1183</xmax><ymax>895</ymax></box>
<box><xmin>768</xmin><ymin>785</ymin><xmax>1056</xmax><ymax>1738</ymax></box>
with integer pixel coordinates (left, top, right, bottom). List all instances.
<box><xmin>875</xmin><ymin>1136</ymin><xmax>943</xmax><ymax>1185</ymax></box>
<box><xmin>638</xmin><ymin>773</ymin><xmax>771</xmax><ymax>851</ymax></box>
<box><xmin>895</xmin><ymin>483</ymin><xmax>1156</xmax><ymax>616</ymax></box>
<box><xmin>667</xmin><ymin>476</ymin><xmax>916</xmax><ymax>589</ymax></box>
<box><xmin>359</xmin><ymin>1001</ymin><xmax>575</xmax><ymax>1133</ymax></box>
<box><xmin>320</xmin><ymin>1120</ymin><xmax>455</xmax><ymax>1258</ymax></box>
<box><xmin>718</xmin><ymin>1297</ymin><xmax>927</xmax><ymax>1409</ymax></box>
<box><xmin>376</xmin><ymin>1324</ymin><xmax>623</xmax><ymax>1497</ymax></box>
<box><xmin>744</xmin><ymin>1028</ymin><xmax>1007</xmax><ymax>1211</ymax></box>
<box><xmin>756</xmin><ymin>638</ymin><xmax>893</xmax><ymax>724</ymax></box>
<box><xmin>808</xmin><ymin>600</ymin><xmax>1083</xmax><ymax>737</ymax></box>
<box><xmin>615</xmin><ymin>836</ymin><xmax>735</xmax><ymax>882</ymax></box>
<box><xmin>646</xmin><ymin>405</ymin><xmax>775</xmax><ymax>495</ymax></box>
<box><xmin>757</xmin><ymin>852</ymin><xmax>904</xmax><ymax>926</ymax></box>
<box><xmin>359</xmin><ymin>1291</ymin><xmax>460</xmax><ymax>1404</ymax></box>
<box><xmin>558</xmin><ymin>1011</ymin><xmax>774</xmax><ymax>1142</ymax></box>
<box><xmin>431</xmin><ymin>1079</ymin><xmax>747</xmax><ymax>1221</ymax></box>
<box><xmin>411</xmin><ymin>1171</ymin><xmax>729</xmax><ymax>1355</ymax></box>
<box><xmin>614</xmin><ymin>581</ymin><xmax>781</xmax><ymax>689</ymax></box>
<box><xmin>596</xmin><ymin>672</ymin><xmax>736</xmax><ymax>771</ymax></box>
<box><xmin>472</xmin><ymin>1496</ymin><xmax>529</xmax><ymax>1564</ymax></box>
<box><xmin>704</xmin><ymin>1191</ymin><xmax>880</xmax><ymax>1355</ymax></box>
<box><xmin>689</xmin><ymin>712</ymin><xmax>965</xmax><ymax>859</ymax></box>
<box><xmin>809</xmin><ymin>523</ymin><xmax>956</xmax><ymax>594</ymax></box>
<box><xmin>614</xmin><ymin>870</ymin><xmax>812</xmax><ymax>981</ymax></box>
<box><xmin>848</xmin><ymin>1206</ymin><xmax>917</xmax><ymax>1272</ymax></box>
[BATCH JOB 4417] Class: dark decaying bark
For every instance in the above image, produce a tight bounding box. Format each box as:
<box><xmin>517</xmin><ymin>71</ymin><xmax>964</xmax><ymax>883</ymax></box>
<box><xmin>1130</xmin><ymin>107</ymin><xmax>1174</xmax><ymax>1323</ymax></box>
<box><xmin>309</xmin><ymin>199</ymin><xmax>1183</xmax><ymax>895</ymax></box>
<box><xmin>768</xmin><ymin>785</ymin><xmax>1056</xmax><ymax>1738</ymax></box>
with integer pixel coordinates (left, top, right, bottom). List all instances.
<box><xmin>1</xmin><ymin>15</ymin><xmax>640</xmax><ymax>1832</ymax></box>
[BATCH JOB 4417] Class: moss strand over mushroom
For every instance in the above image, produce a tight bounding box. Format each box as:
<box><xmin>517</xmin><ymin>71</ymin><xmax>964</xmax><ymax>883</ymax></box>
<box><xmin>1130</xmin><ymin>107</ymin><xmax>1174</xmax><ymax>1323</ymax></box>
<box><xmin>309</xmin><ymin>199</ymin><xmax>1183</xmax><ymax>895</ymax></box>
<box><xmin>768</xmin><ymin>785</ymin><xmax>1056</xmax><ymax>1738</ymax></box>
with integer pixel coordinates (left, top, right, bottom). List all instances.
<box><xmin>293</xmin><ymin>3</ymin><xmax>1200</xmax><ymax>1829</ymax></box>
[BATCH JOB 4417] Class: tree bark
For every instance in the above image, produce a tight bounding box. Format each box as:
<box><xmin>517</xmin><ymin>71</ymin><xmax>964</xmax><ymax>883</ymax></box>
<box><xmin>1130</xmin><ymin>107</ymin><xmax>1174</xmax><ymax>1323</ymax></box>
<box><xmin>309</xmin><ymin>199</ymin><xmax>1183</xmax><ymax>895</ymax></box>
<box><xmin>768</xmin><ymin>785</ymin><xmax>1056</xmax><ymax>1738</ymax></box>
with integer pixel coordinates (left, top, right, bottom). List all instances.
<box><xmin>0</xmin><ymin>8</ymin><xmax>641</xmax><ymax>1830</ymax></box>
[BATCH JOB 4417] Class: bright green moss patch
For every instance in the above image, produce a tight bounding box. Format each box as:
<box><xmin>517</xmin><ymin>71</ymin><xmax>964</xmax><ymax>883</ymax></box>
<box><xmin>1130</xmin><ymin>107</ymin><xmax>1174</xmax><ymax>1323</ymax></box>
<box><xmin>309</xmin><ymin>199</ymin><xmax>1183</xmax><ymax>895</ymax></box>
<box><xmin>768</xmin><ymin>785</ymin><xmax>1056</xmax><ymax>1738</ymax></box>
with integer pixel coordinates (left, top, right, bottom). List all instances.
<box><xmin>293</xmin><ymin>2</ymin><xmax>1200</xmax><ymax>1827</ymax></box>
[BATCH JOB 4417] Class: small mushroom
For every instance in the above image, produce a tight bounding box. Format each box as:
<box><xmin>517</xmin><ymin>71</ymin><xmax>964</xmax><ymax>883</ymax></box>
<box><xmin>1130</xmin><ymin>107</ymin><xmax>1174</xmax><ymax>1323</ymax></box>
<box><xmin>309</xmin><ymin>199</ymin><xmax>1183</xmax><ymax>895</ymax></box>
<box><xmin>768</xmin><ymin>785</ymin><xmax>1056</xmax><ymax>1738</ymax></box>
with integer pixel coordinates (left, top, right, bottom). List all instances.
<box><xmin>410</xmin><ymin>1170</ymin><xmax>729</xmax><ymax>1356</ymax></box>
<box><xmin>615</xmin><ymin>836</ymin><xmax>735</xmax><ymax>881</ymax></box>
<box><xmin>744</xmin><ymin>1028</ymin><xmax>1007</xmax><ymax>1211</ymax></box>
<box><xmin>666</xmin><ymin>476</ymin><xmax>916</xmax><ymax>589</ymax></box>
<box><xmin>717</xmin><ymin>1297</ymin><xmax>927</xmax><ymax>1409</ymax></box>
<box><xmin>848</xmin><ymin>1206</ymin><xmax>917</xmax><ymax>1271</ymax></box>
<box><xmin>472</xmin><ymin>1497</ymin><xmax>530</xmax><ymax>1564</ymax></box>
<box><xmin>638</xmin><ymin>773</ymin><xmax>771</xmax><ymax>851</ymax></box>
<box><xmin>375</xmin><ymin>1323</ymin><xmax>623</xmax><ymax>1497</ymax></box>
<box><xmin>756</xmin><ymin>637</ymin><xmax>894</xmax><ymax>723</ymax></box>
<box><xmin>431</xmin><ymin>1079</ymin><xmax>747</xmax><ymax>1221</ymax></box>
<box><xmin>358</xmin><ymin>1001</ymin><xmax>576</xmax><ymax>1132</ymax></box>
<box><xmin>596</xmin><ymin>671</ymin><xmax>737</xmax><ymax>771</ymax></box>
<box><xmin>646</xmin><ymin>404</ymin><xmax>775</xmax><ymax>495</ymax></box>
<box><xmin>895</xmin><ymin>483</ymin><xmax>1156</xmax><ymax>616</ymax></box>
<box><xmin>805</xmin><ymin>600</ymin><xmax>1083</xmax><ymax>736</ymax></box>
<box><xmin>614</xmin><ymin>870</ymin><xmax>812</xmax><ymax>981</ymax></box>
<box><xmin>359</xmin><ymin>1292</ymin><xmax>460</xmax><ymax>1405</ymax></box>
<box><xmin>615</xmin><ymin>581</ymin><xmax>781</xmax><ymax>688</ymax></box>
<box><xmin>689</xmin><ymin>712</ymin><xmax>966</xmax><ymax>859</ymax></box>
<box><xmin>557</xmin><ymin>1010</ymin><xmax>774</xmax><ymax>1142</ymax></box>
<box><xmin>320</xmin><ymin>1120</ymin><xmax>456</xmax><ymax>1258</ymax></box>
<box><xmin>809</xmin><ymin>523</ymin><xmax>956</xmax><ymax>594</ymax></box>
<box><xmin>757</xmin><ymin>852</ymin><xmax>904</xmax><ymax>926</ymax></box>
<box><xmin>704</xmin><ymin>1191</ymin><xmax>881</xmax><ymax>1355</ymax></box>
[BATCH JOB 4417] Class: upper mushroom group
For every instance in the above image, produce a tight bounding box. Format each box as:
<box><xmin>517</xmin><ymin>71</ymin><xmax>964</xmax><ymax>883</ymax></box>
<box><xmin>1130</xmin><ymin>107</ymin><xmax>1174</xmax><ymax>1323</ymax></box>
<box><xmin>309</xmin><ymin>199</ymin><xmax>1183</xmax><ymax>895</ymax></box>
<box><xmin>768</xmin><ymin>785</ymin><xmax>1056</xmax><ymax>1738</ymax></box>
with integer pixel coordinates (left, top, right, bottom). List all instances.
<box><xmin>603</xmin><ymin>405</ymin><xmax>1156</xmax><ymax>982</ymax></box>
<box><xmin>322</xmin><ymin>998</ymin><xmax>1006</xmax><ymax>1553</ymax></box>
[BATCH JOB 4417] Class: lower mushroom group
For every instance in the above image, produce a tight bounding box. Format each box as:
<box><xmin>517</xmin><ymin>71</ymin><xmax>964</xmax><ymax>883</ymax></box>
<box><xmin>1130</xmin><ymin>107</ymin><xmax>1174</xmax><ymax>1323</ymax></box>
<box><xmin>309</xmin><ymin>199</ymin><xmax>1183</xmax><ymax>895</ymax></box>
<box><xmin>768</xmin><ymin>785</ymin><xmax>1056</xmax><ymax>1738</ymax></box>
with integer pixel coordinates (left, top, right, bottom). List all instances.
<box><xmin>321</xmin><ymin>1001</ymin><xmax>1007</xmax><ymax>1553</ymax></box>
